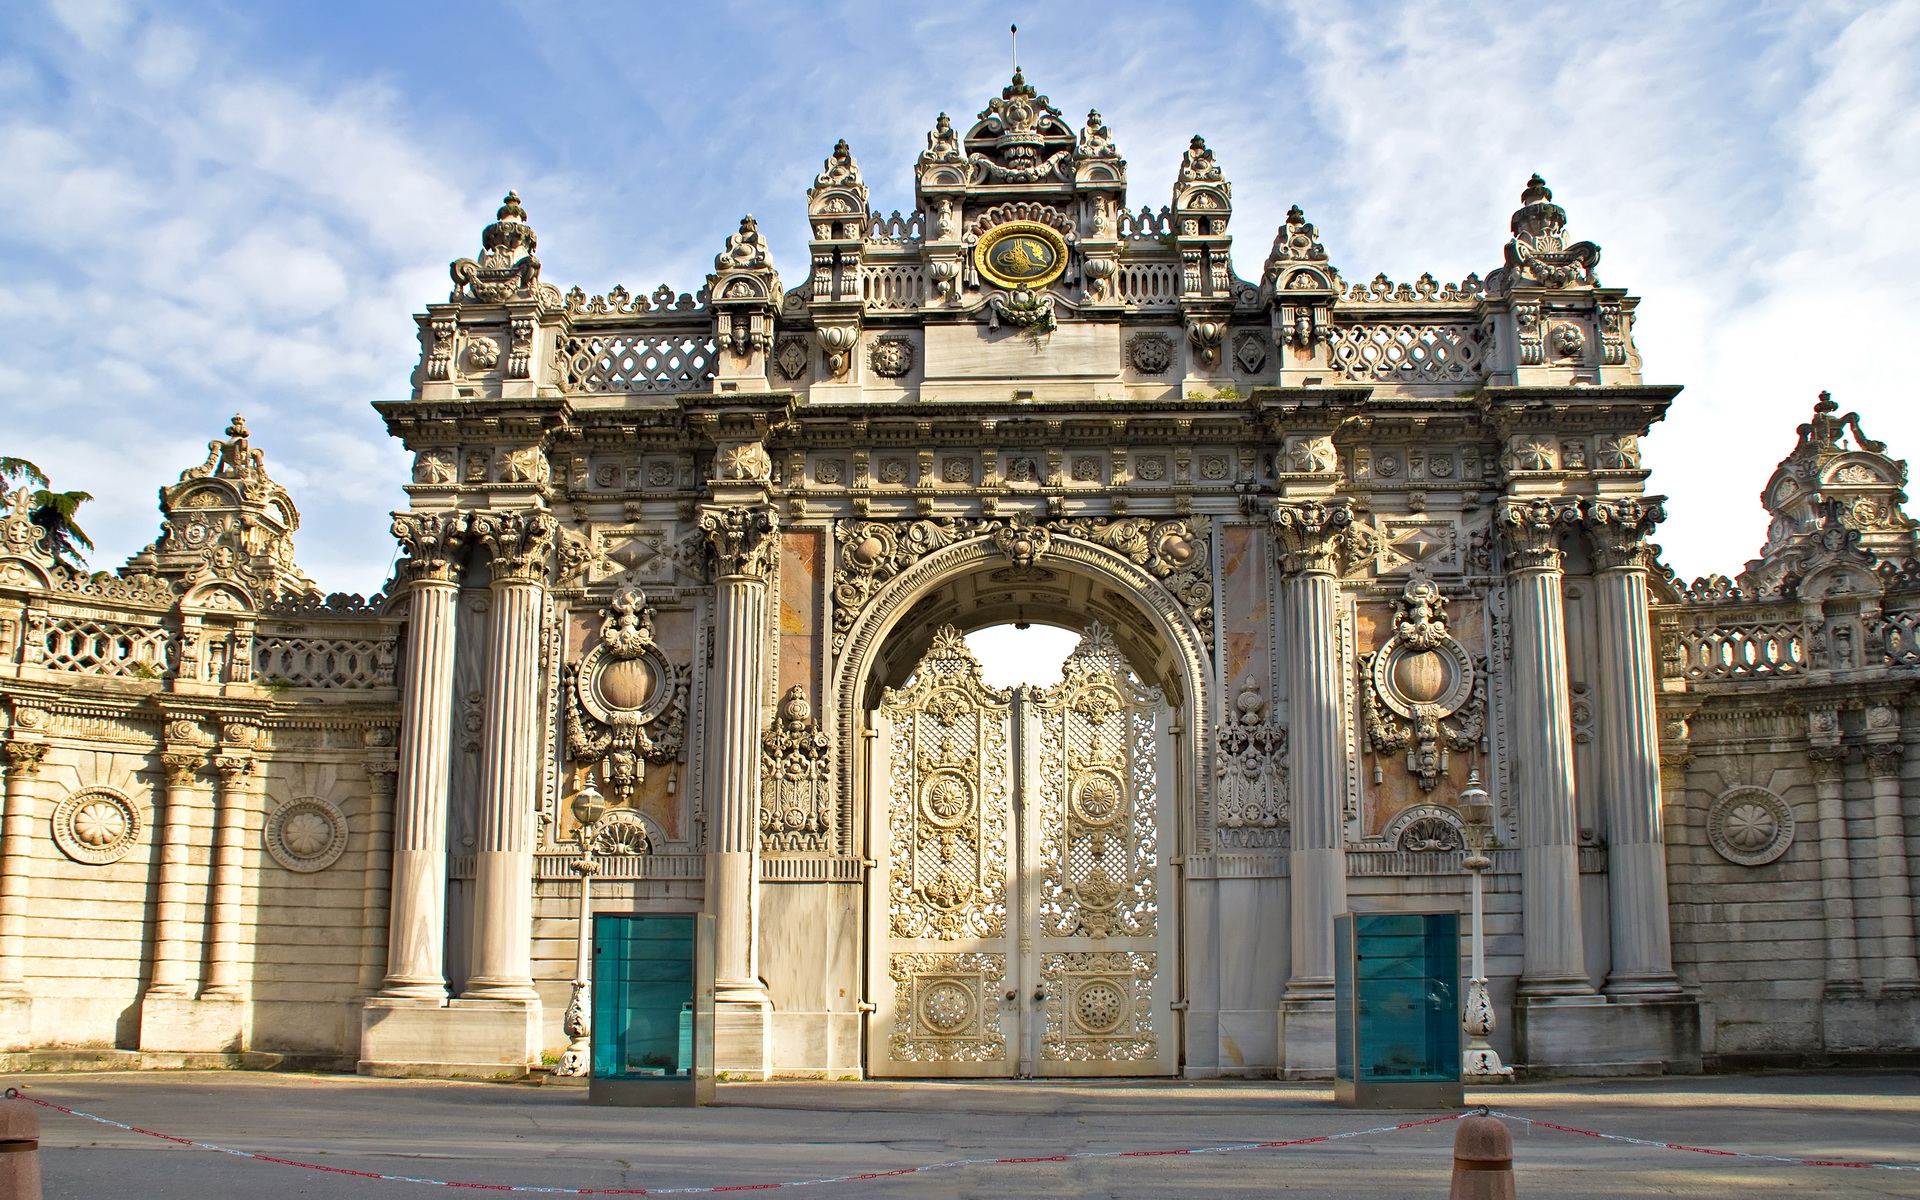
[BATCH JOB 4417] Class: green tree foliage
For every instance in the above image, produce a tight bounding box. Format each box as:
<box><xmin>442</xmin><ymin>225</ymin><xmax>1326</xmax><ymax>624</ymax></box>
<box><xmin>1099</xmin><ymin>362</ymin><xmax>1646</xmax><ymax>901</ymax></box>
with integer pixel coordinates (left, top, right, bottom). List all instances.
<box><xmin>0</xmin><ymin>456</ymin><xmax>96</xmax><ymax>570</ymax></box>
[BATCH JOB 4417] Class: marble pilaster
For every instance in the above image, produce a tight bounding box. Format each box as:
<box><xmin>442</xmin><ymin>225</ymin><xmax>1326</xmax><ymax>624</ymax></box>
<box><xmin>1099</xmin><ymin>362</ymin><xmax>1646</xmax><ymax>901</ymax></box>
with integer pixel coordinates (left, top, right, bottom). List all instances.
<box><xmin>1807</xmin><ymin>728</ymin><xmax>1861</xmax><ymax>997</ymax></box>
<box><xmin>1864</xmin><ymin>727</ymin><xmax>1919</xmax><ymax>991</ymax></box>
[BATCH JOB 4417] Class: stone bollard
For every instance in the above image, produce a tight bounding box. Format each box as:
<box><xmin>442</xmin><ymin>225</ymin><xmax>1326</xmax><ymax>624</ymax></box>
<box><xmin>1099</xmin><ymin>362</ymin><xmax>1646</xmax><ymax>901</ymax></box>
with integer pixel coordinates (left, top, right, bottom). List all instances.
<box><xmin>0</xmin><ymin>1089</ymin><xmax>41</xmax><ymax>1200</ymax></box>
<box><xmin>1449</xmin><ymin>1112</ymin><xmax>1514</xmax><ymax>1200</ymax></box>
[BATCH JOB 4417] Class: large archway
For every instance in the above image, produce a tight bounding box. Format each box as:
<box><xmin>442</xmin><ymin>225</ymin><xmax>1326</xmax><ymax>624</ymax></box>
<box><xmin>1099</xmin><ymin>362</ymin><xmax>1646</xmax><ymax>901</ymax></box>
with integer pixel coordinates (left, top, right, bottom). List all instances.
<box><xmin>832</xmin><ymin>533</ymin><xmax>1214</xmax><ymax>1077</ymax></box>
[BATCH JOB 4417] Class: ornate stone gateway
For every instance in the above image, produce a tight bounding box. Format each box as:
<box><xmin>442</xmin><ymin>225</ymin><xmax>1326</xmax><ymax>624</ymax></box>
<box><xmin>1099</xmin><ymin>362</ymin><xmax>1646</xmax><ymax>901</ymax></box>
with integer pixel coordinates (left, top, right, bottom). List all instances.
<box><xmin>868</xmin><ymin>623</ymin><xmax>1176</xmax><ymax>1078</ymax></box>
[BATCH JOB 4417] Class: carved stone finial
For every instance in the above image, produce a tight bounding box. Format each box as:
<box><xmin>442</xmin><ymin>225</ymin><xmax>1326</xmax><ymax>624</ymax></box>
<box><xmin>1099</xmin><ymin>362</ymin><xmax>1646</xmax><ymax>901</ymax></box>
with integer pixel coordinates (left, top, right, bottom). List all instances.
<box><xmin>1263</xmin><ymin>205</ymin><xmax>1328</xmax><ymax>281</ymax></box>
<box><xmin>1178</xmin><ymin>135</ymin><xmax>1223</xmax><ymax>184</ymax></box>
<box><xmin>921</xmin><ymin>112</ymin><xmax>962</xmax><ymax>164</ymax></box>
<box><xmin>699</xmin><ymin>504</ymin><xmax>778</xmax><ymax>580</ymax></box>
<box><xmin>1501</xmin><ymin>173</ymin><xmax>1599</xmax><ymax>289</ymax></box>
<box><xmin>450</xmin><ymin>190</ymin><xmax>544</xmax><ymax>303</ymax></box>
<box><xmin>815</xmin><ymin>140</ymin><xmax>864</xmax><ymax>191</ymax></box>
<box><xmin>1270</xmin><ymin>499</ymin><xmax>1355</xmax><ymax>576</ymax></box>
<box><xmin>1077</xmin><ymin>109</ymin><xmax>1119</xmax><ymax>160</ymax></box>
<box><xmin>715</xmin><ymin>215</ymin><xmax>772</xmax><ymax>273</ymax></box>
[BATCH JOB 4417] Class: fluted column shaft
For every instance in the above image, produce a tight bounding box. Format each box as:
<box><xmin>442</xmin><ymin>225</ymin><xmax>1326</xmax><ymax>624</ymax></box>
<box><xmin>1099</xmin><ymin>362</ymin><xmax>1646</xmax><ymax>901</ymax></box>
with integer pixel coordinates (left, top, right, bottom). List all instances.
<box><xmin>0</xmin><ymin>741</ymin><xmax>48</xmax><ymax>993</ymax></box>
<box><xmin>1587</xmin><ymin>499</ymin><xmax>1680</xmax><ymax>995</ymax></box>
<box><xmin>1271</xmin><ymin>501</ymin><xmax>1354</xmax><ymax>999</ymax></box>
<box><xmin>709</xmin><ymin>574</ymin><xmax>769</xmax><ymax>991</ymax></box>
<box><xmin>147</xmin><ymin>750</ymin><xmax>204</xmax><ymax>996</ymax></box>
<box><xmin>1283</xmin><ymin>570</ymin><xmax>1344</xmax><ymax>995</ymax></box>
<box><xmin>202</xmin><ymin>752</ymin><xmax>254</xmax><ymax>998</ymax></box>
<box><xmin>381</xmin><ymin>513</ymin><xmax>466</xmax><ymax>1000</ymax></box>
<box><xmin>699</xmin><ymin>502</ymin><xmax>777</xmax><ymax>999</ymax></box>
<box><xmin>1864</xmin><ymin>737</ymin><xmax>1918</xmax><ymax>989</ymax></box>
<box><xmin>465</xmin><ymin>575</ymin><xmax>547</xmax><ymax>999</ymax></box>
<box><xmin>1809</xmin><ymin>743</ymin><xmax>1860</xmax><ymax>995</ymax></box>
<box><xmin>1499</xmin><ymin>500</ymin><xmax>1591</xmax><ymax>995</ymax></box>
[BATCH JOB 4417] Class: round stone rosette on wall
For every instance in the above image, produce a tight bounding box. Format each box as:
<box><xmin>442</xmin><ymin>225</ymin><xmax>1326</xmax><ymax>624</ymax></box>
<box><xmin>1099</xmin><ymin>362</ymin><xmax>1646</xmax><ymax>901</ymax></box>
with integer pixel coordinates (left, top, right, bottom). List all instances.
<box><xmin>51</xmin><ymin>787</ymin><xmax>142</xmax><ymax>866</ymax></box>
<box><xmin>265</xmin><ymin>796</ymin><xmax>349</xmax><ymax>873</ymax></box>
<box><xmin>1705</xmin><ymin>786</ymin><xmax>1794</xmax><ymax>867</ymax></box>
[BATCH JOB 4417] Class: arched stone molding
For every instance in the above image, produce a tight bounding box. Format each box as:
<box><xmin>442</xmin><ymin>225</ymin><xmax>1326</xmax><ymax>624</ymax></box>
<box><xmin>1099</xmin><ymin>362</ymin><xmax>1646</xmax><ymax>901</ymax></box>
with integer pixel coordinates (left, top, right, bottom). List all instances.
<box><xmin>832</xmin><ymin>530</ymin><xmax>1214</xmax><ymax>857</ymax></box>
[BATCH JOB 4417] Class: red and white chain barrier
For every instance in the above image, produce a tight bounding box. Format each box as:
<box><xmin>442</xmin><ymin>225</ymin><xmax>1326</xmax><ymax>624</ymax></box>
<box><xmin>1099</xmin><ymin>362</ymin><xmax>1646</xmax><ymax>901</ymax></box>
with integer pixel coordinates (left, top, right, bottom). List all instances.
<box><xmin>8</xmin><ymin>1088</ymin><xmax>1917</xmax><ymax>1192</ymax></box>
<box><xmin>2</xmin><ymin>1089</ymin><xmax>1462</xmax><ymax>1194</ymax></box>
<box><xmin>1486</xmin><ymin>1109</ymin><xmax>1920</xmax><ymax>1173</ymax></box>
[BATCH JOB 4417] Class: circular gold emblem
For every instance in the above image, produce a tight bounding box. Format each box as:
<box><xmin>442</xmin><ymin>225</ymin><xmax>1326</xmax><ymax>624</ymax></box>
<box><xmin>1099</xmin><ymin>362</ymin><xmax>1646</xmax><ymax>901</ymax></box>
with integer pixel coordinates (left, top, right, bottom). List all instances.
<box><xmin>974</xmin><ymin>221</ymin><xmax>1068</xmax><ymax>290</ymax></box>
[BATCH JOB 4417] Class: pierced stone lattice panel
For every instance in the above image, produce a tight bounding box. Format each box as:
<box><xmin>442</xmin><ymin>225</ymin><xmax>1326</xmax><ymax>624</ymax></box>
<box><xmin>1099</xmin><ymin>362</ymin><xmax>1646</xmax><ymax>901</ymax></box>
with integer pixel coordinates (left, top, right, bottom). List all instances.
<box><xmin>1039</xmin><ymin>951</ymin><xmax>1157</xmax><ymax>1062</ymax></box>
<box><xmin>887</xmin><ymin>952</ymin><xmax>1008</xmax><ymax>1063</ymax></box>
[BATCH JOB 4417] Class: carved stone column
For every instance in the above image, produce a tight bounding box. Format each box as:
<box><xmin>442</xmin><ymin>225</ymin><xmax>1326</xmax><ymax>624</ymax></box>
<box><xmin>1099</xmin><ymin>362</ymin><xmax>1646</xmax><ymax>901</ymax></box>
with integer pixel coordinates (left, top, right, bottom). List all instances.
<box><xmin>146</xmin><ymin>747</ymin><xmax>205</xmax><ymax>997</ymax></box>
<box><xmin>1807</xmin><ymin>717</ymin><xmax>1861</xmax><ymax>996</ymax></box>
<box><xmin>464</xmin><ymin>510</ymin><xmax>555</xmax><ymax>1001</ymax></box>
<box><xmin>699</xmin><ymin>503</ymin><xmax>778</xmax><ymax>1016</ymax></box>
<box><xmin>0</xmin><ymin>740</ymin><xmax>48</xmax><ymax>998</ymax></box>
<box><xmin>1863</xmin><ymin>720</ymin><xmax>1918</xmax><ymax>992</ymax></box>
<box><xmin>1497</xmin><ymin>498</ymin><xmax>1592</xmax><ymax>996</ymax></box>
<box><xmin>1584</xmin><ymin>499</ymin><xmax>1680</xmax><ymax>994</ymax></box>
<box><xmin>202</xmin><ymin>750</ymin><xmax>255</xmax><ymax>999</ymax></box>
<box><xmin>1270</xmin><ymin>500</ymin><xmax>1352</xmax><ymax>1002</ymax></box>
<box><xmin>380</xmin><ymin>512</ymin><xmax>466</xmax><ymax>1000</ymax></box>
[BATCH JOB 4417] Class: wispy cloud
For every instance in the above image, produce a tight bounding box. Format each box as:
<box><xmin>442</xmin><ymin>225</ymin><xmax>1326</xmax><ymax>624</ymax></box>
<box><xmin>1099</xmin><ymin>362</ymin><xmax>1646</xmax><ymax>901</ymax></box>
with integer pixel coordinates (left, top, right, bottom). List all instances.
<box><xmin>2</xmin><ymin>0</ymin><xmax>1916</xmax><ymax>591</ymax></box>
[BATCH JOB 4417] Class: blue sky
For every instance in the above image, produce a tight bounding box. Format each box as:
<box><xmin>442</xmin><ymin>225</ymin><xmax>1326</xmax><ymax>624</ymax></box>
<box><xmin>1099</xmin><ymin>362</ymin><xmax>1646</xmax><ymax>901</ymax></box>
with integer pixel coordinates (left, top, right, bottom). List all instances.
<box><xmin>3</xmin><ymin>0</ymin><xmax>1917</xmax><ymax>596</ymax></box>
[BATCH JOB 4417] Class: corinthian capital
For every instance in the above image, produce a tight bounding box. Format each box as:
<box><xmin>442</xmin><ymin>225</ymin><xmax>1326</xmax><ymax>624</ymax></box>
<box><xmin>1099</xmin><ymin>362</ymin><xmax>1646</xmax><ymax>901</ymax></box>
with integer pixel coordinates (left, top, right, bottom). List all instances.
<box><xmin>471</xmin><ymin>510</ymin><xmax>557</xmax><ymax>586</ymax></box>
<box><xmin>1496</xmin><ymin>497</ymin><xmax>1581</xmax><ymax>573</ymax></box>
<box><xmin>1582</xmin><ymin>497</ymin><xmax>1665</xmax><ymax>572</ymax></box>
<box><xmin>2</xmin><ymin>740</ymin><xmax>47</xmax><ymax>778</ymax></box>
<box><xmin>699</xmin><ymin>503</ymin><xmax>779</xmax><ymax>581</ymax></box>
<box><xmin>1270</xmin><ymin>499</ymin><xmax>1353</xmax><ymax>576</ymax></box>
<box><xmin>392</xmin><ymin>511</ymin><xmax>471</xmax><ymax>585</ymax></box>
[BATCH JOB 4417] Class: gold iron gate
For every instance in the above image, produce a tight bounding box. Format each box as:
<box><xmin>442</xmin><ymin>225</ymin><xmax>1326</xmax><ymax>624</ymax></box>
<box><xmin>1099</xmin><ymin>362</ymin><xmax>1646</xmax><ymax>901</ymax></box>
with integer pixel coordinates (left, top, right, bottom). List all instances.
<box><xmin>867</xmin><ymin>623</ymin><xmax>1176</xmax><ymax>1077</ymax></box>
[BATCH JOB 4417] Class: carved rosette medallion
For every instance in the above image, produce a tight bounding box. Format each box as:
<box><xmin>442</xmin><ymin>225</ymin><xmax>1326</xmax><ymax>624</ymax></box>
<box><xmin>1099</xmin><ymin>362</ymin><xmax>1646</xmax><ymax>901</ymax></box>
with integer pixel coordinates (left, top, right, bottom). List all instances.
<box><xmin>565</xmin><ymin>590</ymin><xmax>689</xmax><ymax>804</ymax></box>
<box><xmin>264</xmin><ymin>796</ymin><xmax>349</xmax><ymax>873</ymax></box>
<box><xmin>52</xmin><ymin>787</ymin><xmax>142</xmax><ymax>866</ymax></box>
<box><xmin>867</xmin><ymin>336</ymin><xmax>915</xmax><ymax>378</ymax></box>
<box><xmin>1706</xmin><ymin>786</ymin><xmax>1794</xmax><ymax>866</ymax></box>
<box><xmin>888</xmin><ymin>952</ymin><xmax>1007</xmax><ymax>1063</ymax></box>
<box><xmin>1039</xmin><ymin>951</ymin><xmax>1157</xmax><ymax>1062</ymax></box>
<box><xmin>1360</xmin><ymin>578</ymin><xmax>1484</xmax><ymax>790</ymax></box>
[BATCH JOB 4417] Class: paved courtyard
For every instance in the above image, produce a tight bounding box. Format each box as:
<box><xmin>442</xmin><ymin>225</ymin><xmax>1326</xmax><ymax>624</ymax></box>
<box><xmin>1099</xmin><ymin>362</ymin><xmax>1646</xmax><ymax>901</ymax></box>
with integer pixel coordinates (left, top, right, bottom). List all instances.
<box><xmin>8</xmin><ymin>1070</ymin><xmax>1919</xmax><ymax>1198</ymax></box>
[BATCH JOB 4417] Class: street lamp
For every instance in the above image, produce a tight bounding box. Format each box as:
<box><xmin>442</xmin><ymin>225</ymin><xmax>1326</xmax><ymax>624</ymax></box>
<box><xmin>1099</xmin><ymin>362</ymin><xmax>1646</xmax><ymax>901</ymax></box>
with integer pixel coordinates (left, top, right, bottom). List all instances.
<box><xmin>1458</xmin><ymin>770</ymin><xmax>1513</xmax><ymax>1078</ymax></box>
<box><xmin>555</xmin><ymin>784</ymin><xmax>608</xmax><ymax>1079</ymax></box>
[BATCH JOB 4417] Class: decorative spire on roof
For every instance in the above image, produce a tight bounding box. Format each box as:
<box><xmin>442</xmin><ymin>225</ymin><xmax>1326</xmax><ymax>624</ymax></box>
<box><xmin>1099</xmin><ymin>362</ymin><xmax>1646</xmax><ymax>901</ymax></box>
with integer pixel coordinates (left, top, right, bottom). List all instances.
<box><xmin>921</xmin><ymin>112</ymin><xmax>962</xmax><ymax>165</ymax></box>
<box><xmin>815</xmin><ymin>140</ymin><xmax>864</xmax><ymax>191</ymax></box>
<box><xmin>450</xmin><ymin>191</ymin><xmax>546</xmax><ymax>304</ymax></box>
<box><xmin>968</xmin><ymin>69</ymin><xmax>1074</xmax><ymax>184</ymax></box>
<box><xmin>1265</xmin><ymin>206</ymin><xmax>1328</xmax><ymax>268</ymax></box>
<box><xmin>808</xmin><ymin>140</ymin><xmax>869</xmax><ymax>221</ymax></box>
<box><xmin>1500</xmin><ymin>173</ymin><xmax>1599</xmax><ymax>289</ymax></box>
<box><xmin>715</xmin><ymin>214</ymin><xmax>773</xmax><ymax>274</ymax></box>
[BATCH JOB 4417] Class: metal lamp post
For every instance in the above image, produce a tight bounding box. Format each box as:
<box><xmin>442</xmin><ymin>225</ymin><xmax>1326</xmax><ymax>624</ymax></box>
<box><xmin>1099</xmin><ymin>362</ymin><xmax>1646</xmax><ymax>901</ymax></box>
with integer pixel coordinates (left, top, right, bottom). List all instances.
<box><xmin>555</xmin><ymin>784</ymin><xmax>608</xmax><ymax>1079</ymax></box>
<box><xmin>1458</xmin><ymin>770</ymin><xmax>1513</xmax><ymax>1078</ymax></box>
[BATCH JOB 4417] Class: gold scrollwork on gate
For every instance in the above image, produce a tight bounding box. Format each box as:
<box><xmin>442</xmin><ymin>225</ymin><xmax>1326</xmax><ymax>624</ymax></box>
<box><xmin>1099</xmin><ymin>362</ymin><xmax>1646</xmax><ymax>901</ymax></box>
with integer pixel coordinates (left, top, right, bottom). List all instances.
<box><xmin>1034</xmin><ymin>623</ymin><xmax>1160</xmax><ymax>939</ymax></box>
<box><xmin>882</xmin><ymin>625</ymin><xmax>1011</xmax><ymax>939</ymax></box>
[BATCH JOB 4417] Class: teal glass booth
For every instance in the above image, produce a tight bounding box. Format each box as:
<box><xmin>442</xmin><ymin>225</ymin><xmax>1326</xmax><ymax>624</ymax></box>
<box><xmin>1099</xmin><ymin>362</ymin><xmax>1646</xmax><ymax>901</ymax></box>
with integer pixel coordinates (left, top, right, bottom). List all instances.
<box><xmin>588</xmin><ymin>913</ymin><xmax>715</xmax><ymax>1106</ymax></box>
<box><xmin>1333</xmin><ymin>911</ymin><xmax>1463</xmax><ymax>1109</ymax></box>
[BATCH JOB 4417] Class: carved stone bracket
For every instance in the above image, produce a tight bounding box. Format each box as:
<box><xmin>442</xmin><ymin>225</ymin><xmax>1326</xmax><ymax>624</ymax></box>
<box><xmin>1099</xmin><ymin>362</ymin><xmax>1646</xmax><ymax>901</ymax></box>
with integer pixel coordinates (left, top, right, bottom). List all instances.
<box><xmin>699</xmin><ymin>504</ymin><xmax>779</xmax><ymax>581</ymax></box>
<box><xmin>1496</xmin><ymin>497</ymin><xmax>1582</xmax><ymax>573</ymax></box>
<box><xmin>1583</xmin><ymin>497</ymin><xmax>1665</xmax><ymax>572</ymax></box>
<box><xmin>472</xmin><ymin>510</ymin><xmax>557</xmax><ymax>585</ymax></box>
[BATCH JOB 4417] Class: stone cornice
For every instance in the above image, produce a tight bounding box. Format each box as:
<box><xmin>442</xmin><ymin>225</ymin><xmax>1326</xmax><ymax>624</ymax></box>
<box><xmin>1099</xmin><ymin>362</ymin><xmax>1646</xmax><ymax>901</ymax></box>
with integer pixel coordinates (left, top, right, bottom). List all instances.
<box><xmin>374</xmin><ymin>397</ymin><xmax>572</xmax><ymax>450</ymax></box>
